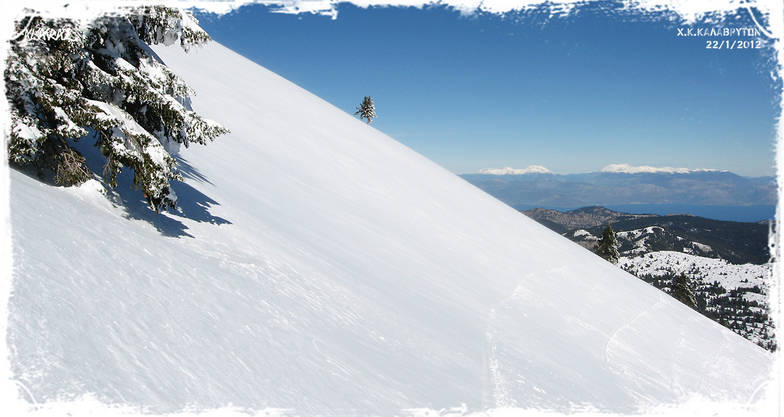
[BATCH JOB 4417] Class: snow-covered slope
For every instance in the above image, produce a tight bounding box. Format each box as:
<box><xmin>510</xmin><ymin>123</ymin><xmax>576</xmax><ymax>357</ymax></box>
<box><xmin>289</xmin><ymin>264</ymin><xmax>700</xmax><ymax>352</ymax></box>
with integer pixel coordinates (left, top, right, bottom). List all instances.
<box><xmin>6</xmin><ymin>41</ymin><xmax>775</xmax><ymax>416</ymax></box>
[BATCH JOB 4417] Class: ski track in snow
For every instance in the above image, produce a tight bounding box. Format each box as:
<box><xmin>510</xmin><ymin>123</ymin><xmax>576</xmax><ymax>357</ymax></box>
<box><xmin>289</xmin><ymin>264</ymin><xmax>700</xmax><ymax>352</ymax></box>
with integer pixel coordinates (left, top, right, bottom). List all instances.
<box><xmin>604</xmin><ymin>294</ymin><xmax>662</xmax><ymax>367</ymax></box>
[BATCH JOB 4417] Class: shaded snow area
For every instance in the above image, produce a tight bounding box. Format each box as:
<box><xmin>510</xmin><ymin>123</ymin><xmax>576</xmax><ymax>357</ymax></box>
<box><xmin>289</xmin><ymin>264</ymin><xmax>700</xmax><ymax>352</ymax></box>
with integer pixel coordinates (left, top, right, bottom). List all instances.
<box><xmin>6</xmin><ymin>41</ymin><xmax>776</xmax><ymax>417</ymax></box>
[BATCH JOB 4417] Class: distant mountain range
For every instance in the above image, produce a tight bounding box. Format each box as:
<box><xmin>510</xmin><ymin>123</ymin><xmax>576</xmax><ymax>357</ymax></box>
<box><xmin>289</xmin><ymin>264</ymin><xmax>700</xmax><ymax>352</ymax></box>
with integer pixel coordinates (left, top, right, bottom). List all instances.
<box><xmin>459</xmin><ymin>165</ymin><xmax>776</xmax><ymax>207</ymax></box>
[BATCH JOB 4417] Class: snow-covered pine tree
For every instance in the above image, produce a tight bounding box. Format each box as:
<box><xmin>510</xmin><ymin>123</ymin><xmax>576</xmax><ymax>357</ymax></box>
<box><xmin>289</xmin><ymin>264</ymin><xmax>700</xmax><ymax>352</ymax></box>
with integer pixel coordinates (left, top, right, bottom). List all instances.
<box><xmin>6</xmin><ymin>6</ymin><xmax>229</xmax><ymax>212</ymax></box>
<box><xmin>670</xmin><ymin>273</ymin><xmax>699</xmax><ymax>310</ymax></box>
<box><xmin>354</xmin><ymin>96</ymin><xmax>376</xmax><ymax>124</ymax></box>
<box><xmin>595</xmin><ymin>225</ymin><xmax>620</xmax><ymax>264</ymax></box>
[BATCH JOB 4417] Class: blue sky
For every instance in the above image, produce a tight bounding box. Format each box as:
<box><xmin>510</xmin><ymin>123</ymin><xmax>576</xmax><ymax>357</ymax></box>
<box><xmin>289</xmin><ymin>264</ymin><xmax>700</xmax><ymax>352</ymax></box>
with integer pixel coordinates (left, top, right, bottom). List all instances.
<box><xmin>192</xmin><ymin>2</ymin><xmax>779</xmax><ymax>177</ymax></box>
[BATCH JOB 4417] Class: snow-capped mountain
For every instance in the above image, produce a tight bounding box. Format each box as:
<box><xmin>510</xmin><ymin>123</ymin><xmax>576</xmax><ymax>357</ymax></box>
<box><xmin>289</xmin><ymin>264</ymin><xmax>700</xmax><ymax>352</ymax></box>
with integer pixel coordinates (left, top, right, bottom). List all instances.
<box><xmin>599</xmin><ymin>164</ymin><xmax>721</xmax><ymax>174</ymax></box>
<box><xmin>474</xmin><ymin>166</ymin><xmax>555</xmax><ymax>175</ymax></box>
<box><xmin>472</xmin><ymin>164</ymin><xmax>722</xmax><ymax>176</ymax></box>
<box><xmin>5</xmin><ymin>39</ymin><xmax>775</xmax><ymax>417</ymax></box>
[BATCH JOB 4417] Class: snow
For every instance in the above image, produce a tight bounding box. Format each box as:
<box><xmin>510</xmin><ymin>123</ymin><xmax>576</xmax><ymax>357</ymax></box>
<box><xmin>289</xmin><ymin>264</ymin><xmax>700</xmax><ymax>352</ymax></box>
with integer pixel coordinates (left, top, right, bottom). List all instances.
<box><xmin>85</xmin><ymin>99</ymin><xmax>144</xmax><ymax>136</ymax></box>
<box><xmin>617</xmin><ymin>226</ymin><xmax>664</xmax><ymax>241</ymax></box>
<box><xmin>475</xmin><ymin>166</ymin><xmax>555</xmax><ymax>175</ymax></box>
<box><xmin>599</xmin><ymin>164</ymin><xmax>720</xmax><ymax>174</ymax></box>
<box><xmin>4</xmin><ymin>40</ymin><xmax>777</xmax><ymax>417</ymax></box>
<box><xmin>616</xmin><ymin>227</ymin><xmax>666</xmax><ymax>255</ymax></box>
<box><xmin>573</xmin><ymin>229</ymin><xmax>592</xmax><ymax>238</ymax></box>
<box><xmin>11</xmin><ymin>122</ymin><xmax>42</xmax><ymax>142</ymax></box>
<box><xmin>685</xmin><ymin>241</ymin><xmax>713</xmax><ymax>255</ymax></box>
<box><xmin>619</xmin><ymin>251</ymin><xmax>771</xmax><ymax>297</ymax></box>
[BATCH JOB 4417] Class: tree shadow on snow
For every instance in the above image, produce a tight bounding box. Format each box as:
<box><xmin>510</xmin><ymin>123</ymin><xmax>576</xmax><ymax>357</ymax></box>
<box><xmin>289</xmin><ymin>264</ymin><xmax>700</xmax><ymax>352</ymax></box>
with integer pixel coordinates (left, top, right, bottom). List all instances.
<box><xmin>109</xmin><ymin>172</ymin><xmax>231</xmax><ymax>238</ymax></box>
<box><xmin>168</xmin><ymin>180</ymin><xmax>232</xmax><ymax>227</ymax></box>
<box><xmin>175</xmin><ymin>155</ymin><xmax>214</xmax><ymax>186</ymax></box>
<box><xmin>90</xmin><ymin>154</ymin><xmax>230</xmax><ymax>238</ymax></box>
<box><xmin>21</xmin><ymin>136</ymin><xmax>231</xmax><ymax>238</ymax></box>
<box><xmin>115</xmin><ymin>189</ymin><xmax>197</xmax><ymax>238</ymax></box>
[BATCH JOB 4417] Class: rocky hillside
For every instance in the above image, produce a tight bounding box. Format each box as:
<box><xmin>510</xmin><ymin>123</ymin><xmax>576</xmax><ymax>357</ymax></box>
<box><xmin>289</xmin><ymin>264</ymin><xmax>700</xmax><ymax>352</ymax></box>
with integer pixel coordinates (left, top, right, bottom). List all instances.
<box><xmin>523</xmin><ymin>206</ymin><xmax>656</xmax><ymax>233</ymax></box>
<box><xmin>524</xmin><ymin>206</ymin><xmax>772</xmax><ymax>265</ymax></box>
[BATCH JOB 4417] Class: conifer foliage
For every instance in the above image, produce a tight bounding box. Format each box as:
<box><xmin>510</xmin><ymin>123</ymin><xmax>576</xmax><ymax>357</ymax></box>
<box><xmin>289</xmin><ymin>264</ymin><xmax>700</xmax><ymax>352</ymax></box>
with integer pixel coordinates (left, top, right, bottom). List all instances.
<box><xmin>5</xmin><ymin>6</ymin><xmax>229</xmax><ymax>212</ymax></box>
<box><xmin>595</xmin><ymin>225</ymin><xmax>620</xmax><ymax>264</ymax></box>
<box><xmin>354</xmin><ymin>96</ymin><xmax>376</xmax><ymax>124</ymax></box>
<box><xmin>670</xmin><ymin>273</ymin><xmax>699</xmax><ymax>310</ymax></box>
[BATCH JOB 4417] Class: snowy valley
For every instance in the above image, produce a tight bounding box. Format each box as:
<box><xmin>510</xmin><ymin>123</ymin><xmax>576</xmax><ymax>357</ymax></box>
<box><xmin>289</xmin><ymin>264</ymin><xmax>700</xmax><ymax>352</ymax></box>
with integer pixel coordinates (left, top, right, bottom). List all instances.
<box><xmin>524</xmin><ymin>206</ymin><xmax>776</xmax><ymax>351</ymax></box>
<box><xmin>3</xmin><ymin>9</ymin><xmax>778</xmax><ymax>417</ymax></box>
<box><xmin>620</xmin><ymin>251</ymin><xmax>774</xmax><ymax>350</ymax></box>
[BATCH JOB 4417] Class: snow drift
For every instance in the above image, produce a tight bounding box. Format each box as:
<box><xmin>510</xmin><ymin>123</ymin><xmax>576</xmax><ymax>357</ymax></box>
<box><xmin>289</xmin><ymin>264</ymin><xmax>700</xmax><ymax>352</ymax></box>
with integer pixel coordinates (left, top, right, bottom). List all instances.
<box><xmin>6</xmin><ymin>40</ymin><xmax>774</xmax><ymax>416</ymax></box>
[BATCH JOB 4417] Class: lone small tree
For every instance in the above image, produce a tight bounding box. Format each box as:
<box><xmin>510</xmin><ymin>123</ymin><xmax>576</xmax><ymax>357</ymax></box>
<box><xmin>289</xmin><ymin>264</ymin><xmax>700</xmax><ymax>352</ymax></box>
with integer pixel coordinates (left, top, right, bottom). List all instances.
<box><xmin>354</xmin><ymin>96</ymin><xmax>376</xmax><ymax>124</ymax></box>
<box><xmin>595</xmin><ymin>225</ymin><xmax>620</xmax><ymax>264</ymax></box>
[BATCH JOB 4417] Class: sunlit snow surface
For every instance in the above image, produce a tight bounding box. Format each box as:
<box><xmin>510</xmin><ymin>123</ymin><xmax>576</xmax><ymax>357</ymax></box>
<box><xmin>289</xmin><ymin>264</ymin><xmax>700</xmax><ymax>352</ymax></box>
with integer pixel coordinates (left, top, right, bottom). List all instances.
<box><xmin>7</xmin><ymin>41</ymin><xmax>775</xmax><ymax>416</ymax></box>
